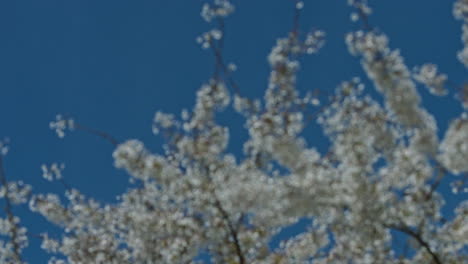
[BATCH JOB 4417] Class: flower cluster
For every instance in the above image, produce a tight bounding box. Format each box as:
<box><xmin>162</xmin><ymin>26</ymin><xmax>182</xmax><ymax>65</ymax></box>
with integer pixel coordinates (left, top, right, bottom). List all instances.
<box><xmin>196</xmin><ymin>29</ymin><xmax>223</xmax><ymax>50</ymax></box>
<box><xmin>413</xmin><ymin>63</ymin><xmax>448</xmax><ymax>96</ymax></box>
<box><xmin>41</xmin><ymin>163</ymin><xmax>65</xmax><ymax>182</ymax></box>
<box><xmin>0</xmin><ymin>181</ymin><xmax>32</xmax><ymax>205</ymax></box>
<box><xmin>0</xmin><ymin>216</ymin><xmax>28</xmax><ymax>263</ymax></box>
<box><xmin>49</xmin><ymin>115</ymin><xmax>75</xmax><ymax>139</ymax></box>
<box><xmin>454</xmin><ymin>0</ymin><xmax>468</xmax><ymax>67</ymax></box>
<box><xmin>0</xmin><ymin>179</ymin><xmax>31</xmax><ymax>263</ymax></box>
<box><xmin>201</xmin><ymin>0</ymin><xmax>234</xmax><ymax>23</ymax></box>
<box><xmin>439</xmin><ymin>114</ymin><xmax>468</xmax><ymax>174</ymax></box>
<box><xmin>346</xmin><ymin>31</ymin><xmax>439</xmax><ymax>155</ymax></box>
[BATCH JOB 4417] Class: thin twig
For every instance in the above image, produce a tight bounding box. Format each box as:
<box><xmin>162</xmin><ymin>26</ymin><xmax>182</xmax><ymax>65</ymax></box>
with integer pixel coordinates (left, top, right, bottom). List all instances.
<box><xmin>0</xmin><ymin>156</ymin><xmax>24</xmax><ymax>263</ymax></box>
<box><xmin>291</xmin><ymin>0</ymin><xmax>302</xmax><ymax>35</ymax></box>
<box><xmin>210</xmin><ymin>41</ymin><xmax>242</xmax><ymax>96</ymax></box>
<box><xmin>425</xmin><ymin>161</ymin><xmax>448</xmax><ymax>201</ymax></box>
<box><xmin>356</xmin><ymin>6</ymin><xmax>372</xmax><ymax>31</ymax></box>
<box><xmin>74</xmin><ymin>123</ymin><xmax>119</xmax><ymax>147</ymax></box>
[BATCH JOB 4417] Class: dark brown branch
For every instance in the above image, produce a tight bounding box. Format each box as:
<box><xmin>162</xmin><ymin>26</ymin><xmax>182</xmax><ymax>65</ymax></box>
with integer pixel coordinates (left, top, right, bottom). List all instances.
<box><xmin>213</xmin><ymin>18</ymin><xmax>226</xmax><ymax>82</ymax></box>
<box><xmin>204</xmin><ymin>15</ymin><xmax>242</xmax><ymax>96</ymax></box>
<box><xmin>0</xmin><ymin>156</ymin><xmax>24</xmax><ymax>263</ymax></box>
<box><xmin>210</xmin><ymin>41</ymin><xmax>242</xmax><ymax>96</ymax></box>
<box><xmin>386</xmin><ymin>224</ymin><xmax>442</xmax><ymax>264</ymax></box>
<box><xmin>203</xmin><ymin>165</ymin><xmax>245</xmax><ymax>264</ymax></box>
<box><xmin>425</xmin><ymin>161</ymin><xmax>448</xmax><ymax>201</ymax></box>
<box><xmin>213</xmin><ymin>197</ymin><xmax>246</xmax><ymax>264</ymax></box>
<box><xmin>356</xmin><ymin>5</ymin><xmax>372</xmax><ymax>31</ymax></box>
<box><xmin>58</xmin><ymin>178</ymin><xmax>73</xmax><ymax>191</ymax></box>
<box><xmin>74</xmin><ymin>123</ymin><xmax>119</xmax><ymax>147</ymax></box>
<box><xmin>291</xmin><ymin>0</ymin><xmax>302</xmax><ymax>35</ymax></box>
<box><xmin>216</xmin><ymin>17</ymin><xmax>225</xmax><ymax>53</ymax></box>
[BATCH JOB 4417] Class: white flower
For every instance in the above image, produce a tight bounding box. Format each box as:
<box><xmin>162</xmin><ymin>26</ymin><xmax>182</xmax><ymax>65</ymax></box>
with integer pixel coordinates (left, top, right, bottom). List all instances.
<box><xmin>201</xmin><ymin>0</ymin><xmax>235</xmax><ymax>22</ymax></box>
<box><xmin>454</xmin><ymin>0</ymin><xmax>468</xmax><ymax>67</ymax></box>
<box><xmin>439</xmin><ymin>115</ymin><xmax>468</xmax><ymax>174</ymax></box>
<box><xmin>41</xmin><ymin>163</ymin><xmax>65</xmax><ymax>182</ymax></box>
<box><xmin>296</xmin><ymin>1</ymin><xmax>304</xmax><ymax>10</ymax></box>
<box><xmin>413</xmin><ymin>64</ymin><xmax>448</xmax><ymax>96</ymax></box>
<box><xmin>49</xmin><ymin>114</ymin><xmax>75</xmax><ymax>139</ymax></box>
<box><xmin>0</xmin><ymin>138</ymin><xmax>9</xmax><ymax>156</ymax></box>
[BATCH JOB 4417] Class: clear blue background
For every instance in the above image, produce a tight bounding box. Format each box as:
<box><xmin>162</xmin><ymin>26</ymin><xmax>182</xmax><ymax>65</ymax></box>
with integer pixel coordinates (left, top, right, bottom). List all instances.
<box><xmin>0</xmin><ymin>0</ymin><xmax>466</xmax><ymax>262</ymax></box>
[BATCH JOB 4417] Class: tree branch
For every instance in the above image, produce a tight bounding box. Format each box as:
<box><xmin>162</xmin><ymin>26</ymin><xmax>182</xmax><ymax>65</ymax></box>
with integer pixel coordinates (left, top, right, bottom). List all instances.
<box><xmin>425</xmin><ymin>161</ymin><xmax>448</xmax><ymax>201</ymax></box>
<box><xmin>386</xmin><ymin>224</ymin><xmax>442</xmax><ymax>264</ymax></box>
<box><xmin>0</xmin><ymin>156</ymin><xmax>24</xmax><ymax>263</ymax></box>
<box><xmin>74</xmin><ymin>123</ymin><xmax>120</xmax><ymax>147</ymax></box>
<box><xmin>213</xmin><ymin>197</ymin><xmax>246</xmax><ymax>264</ymax></box>
<box><xmin>203</xmin><ymin>165</ymin><xmax>246</xmax><ymax>264</ymax></box>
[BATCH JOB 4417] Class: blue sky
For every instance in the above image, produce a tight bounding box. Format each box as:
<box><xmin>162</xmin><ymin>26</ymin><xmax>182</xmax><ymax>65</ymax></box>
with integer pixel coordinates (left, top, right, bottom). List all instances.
<box><xmin>0</xmin><ymin>0</ymin><xmax>466</xmax><ymax>262</ymax></box>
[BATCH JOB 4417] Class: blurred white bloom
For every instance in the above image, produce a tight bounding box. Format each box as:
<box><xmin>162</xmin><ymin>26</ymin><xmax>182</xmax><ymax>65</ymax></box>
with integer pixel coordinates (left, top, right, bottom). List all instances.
<box><xmin>348</xmin><ymin>0</ymin><xmax>372</xmax><ymax>15</ymax></box>
<box><xmin>346</xmin><ymin>31</ymin><xmax>439</xmax><ymax>154</ymax></box>
<box><xmin>304</xmin><ymin>30</ymin><xmax>326</xmax><ymax>54</ymax></box>
<box><xmin>227</xmin><ymin>63</ymin><xmax>237</xmax><ymax>72</ymax></box>
<box><xmin>0</xmin><ymin>181</ymin><xmax>32</xmax><ymax>205</ymax></box>
<box><xmin>233</xmin><ymin>95</ymin><xmax>261</xmax><ymax>115</ymax></box>
<box><xmin>47</xmin><ymin>257</ymin><xmax>67</xmax><ymax>264</ymax></box>
<box><xmin>113</xmin><ymin>139</ymin><xmax>147</xmax><ymax>175</ymax></box>
<box><xmin>181</xmin><ymin>109</ymin><xmax>190</xmax><ymax>121</ymax></box>
<box><xmin>40</xmin><ymin>233</ymin><xmax>60</xmax><ymax>253</ymax></box>
<box><xmin>49</xmin><ymin>114</ymin><xmax>75</xmax><ymax>139</ymax></box>
<box><xmin>439</xmin><ymin>115</ymin><xmax>468</xmax><ymax>174</ymax></box>
<box><xmin>0</xmin><ymin>138</ymin><xmax>9</xmax><ymax>156</ymax></box>
<box><xmin>41</xmin><ymin>163</ymin><xmax>65</xmax><ymax>182</ymax></box>
<box><xmin>201</xmin><ymin>0</ymin><xmax>235</xmax><ymax>22</ymax></box>
<box><xmin>153</xmin><ymin>112</ymin><xmax>178</xmax><ymax>135</ymax></box>
<box><xmin>350</xmin><ymin>12</ymin><xmax>359</xmax><ymax>22</ymax></box>
<box><xmin>197</xmin><ymin>29</ymin><xmax>223</xmax><ymax>49</ymax></box>
<box><xmin>413</xmin><ymin>64</ymin><xmax>448</xmax><ymax>96</ymax></box>
<box><xmin>458</xmin><ymin>25</ymin><xmax>468</xmax><ymax>67</ymax></box>
<box><xmin>454</xmin><ymin>0</ymin><xmax>468</xmax><ymax>67</ymax></box>
<box><xmin>296</xmin><ymin>1</ymin><xmax>304</xmax><ymax>10</ymax></box>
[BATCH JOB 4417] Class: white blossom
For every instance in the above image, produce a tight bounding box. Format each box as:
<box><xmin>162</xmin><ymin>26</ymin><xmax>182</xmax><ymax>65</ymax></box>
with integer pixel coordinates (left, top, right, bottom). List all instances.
<box><xmin>197</xmin><ymin>29</ymin><xmax>223</xmax><ymax>49</ymax></box>
<box><xmin>413</xmin><ymin>63</ymin><xmax>448</xmax><ymax>96</ymax></box>
<box><xmin>348</xmin><ymin>0</ymin><xmax>372</xmax><ymax>16</ymax></box>
<box><xmin>40</xmin><ymin>233</ymin><xmax>60</xmax><ymax>253</ymax></box>
<box><xmin>295</xmin><ymin>1</ymin><xmax>304</xmax><ymax>10</ymax></box>
<box><xmin>0</xmin><ymin>138</ymin><xmax>9</xmax><ymax>156</ymax></box>
<box><xmin>49</xmin><ymin>115</ymin><xmax>75</xmax><ymax>139</ymax></box>
<box><xmin>454</xmin><ymin>0</ymin><xmax>468</xmax><ymax>67</ymax></box>
<box><xmin>201</xmin><ymin>0</ymin><xmax>234</xmax><ymax>23</ymax></box>
<box><xmin>0</xmin><ymin>181</ymin><xmax>32</xmax><ymax>205</ymax></box>
<box><xmin>41</xmin><ymin>163</ymin><xmax>65</xmax><ymax>182</ymax></box>
<box><xmin>346</xmin><ymin>31</ymin><xmax>439</xmax><ymax>155</ymax></box>
<box><xmin>439</xmin><ymin>115</ymin><xmax>468</xmax><ymax>174</ymax></box>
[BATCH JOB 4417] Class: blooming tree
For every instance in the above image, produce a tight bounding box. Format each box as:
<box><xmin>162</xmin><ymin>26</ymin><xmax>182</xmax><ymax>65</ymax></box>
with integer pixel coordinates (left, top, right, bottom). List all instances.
<box><xmin>1</xmin><ymin>0</ymin><xmax>467</xmax><ymax>263</ymax></box>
